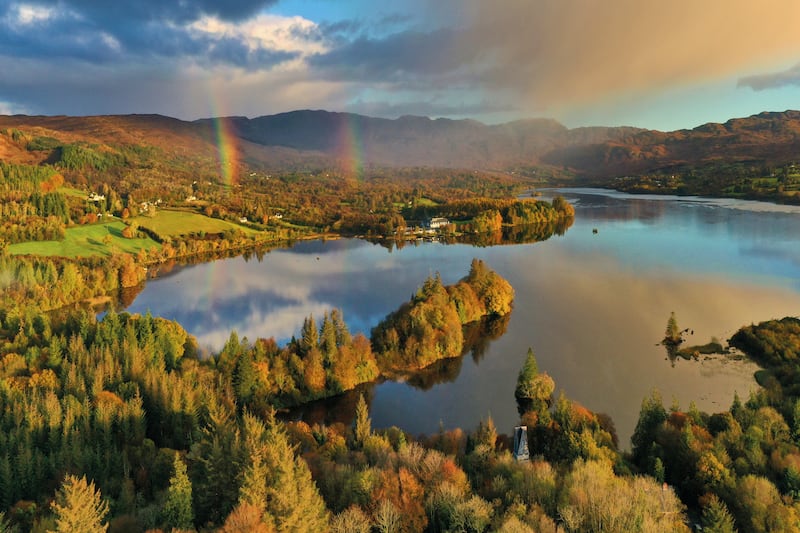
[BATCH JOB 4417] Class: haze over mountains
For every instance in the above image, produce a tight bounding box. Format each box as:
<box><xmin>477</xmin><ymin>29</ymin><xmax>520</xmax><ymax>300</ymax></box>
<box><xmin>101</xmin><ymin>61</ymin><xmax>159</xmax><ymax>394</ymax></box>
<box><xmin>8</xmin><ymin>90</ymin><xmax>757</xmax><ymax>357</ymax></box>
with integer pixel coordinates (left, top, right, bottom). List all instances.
<box><xmin>2</xmin><ymin>109</ymin><xmax>800</xmax><ymax>178</ymax></box>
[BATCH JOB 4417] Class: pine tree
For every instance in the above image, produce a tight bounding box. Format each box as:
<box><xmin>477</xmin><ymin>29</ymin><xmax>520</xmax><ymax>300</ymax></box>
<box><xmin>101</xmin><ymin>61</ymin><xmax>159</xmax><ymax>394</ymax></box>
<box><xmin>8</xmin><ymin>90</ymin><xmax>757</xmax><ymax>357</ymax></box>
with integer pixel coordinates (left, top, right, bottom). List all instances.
<box><xmin>664</xmin><ymin>311</ymin><xmax>681</xmax><ymax>344</ymax></box>
<box><xmin>631</xmin><ymin>390</ymin><xmax>668</xmax><ymax>465</ymax></box>
<box><xmin>234</xmin><ymin>351</ymin><xmax>257</xmax><ymax>404</ymax></box>
<box><xmin>191</xmin><ymin>402</ymin><xmax>243</xmax><ymax>526</ymax></box>
<box><xmin>700</xmin><ymin>494</ymin><xmax>737</xmax><ymax>533</ymax></box>
<box><xmin>354</xmin><ymin>393</ymin><xmax>371</xmax><ymax>449</ymax></box>
<box><xmin>319</xmin><ymin>312</ymin><xmax>338</xmax><ymax>365</ymax></box>
<box><xmin>514</xmin><ymin>349</ymin><xmax>555</xmax><ymax>415</ymax></box>
<box><xmin>239</xmin><ymin>413</ymin><xmax>271</xmax><ymax>511</ymax></box>
<box><xmin>515</xmin><ymin>348</ymin><xmax>539</xmax><ymax>400</ymax></box>
<box><xmin>300</xmin><ymin>315</ymin><xmax>318</xmax><ymax>354</ymax></box>
<box><xmin>50</xmin><ymin>475</ymin><xmax>109</xmax><ymax>533</ymax></box>
<box><xmin>162</xmin><ymin>453</ymin><xmax>194</xmax><ymax>531</ymax></box>
<box><xmin>263</xmin><ymin>421</ymin><xmax>329</xmax><ymax>531</ymax></box>
<box><xmin>331</xmin><ymin>309</ymin><xmax>351</xmax><ymax>346</ymax></box>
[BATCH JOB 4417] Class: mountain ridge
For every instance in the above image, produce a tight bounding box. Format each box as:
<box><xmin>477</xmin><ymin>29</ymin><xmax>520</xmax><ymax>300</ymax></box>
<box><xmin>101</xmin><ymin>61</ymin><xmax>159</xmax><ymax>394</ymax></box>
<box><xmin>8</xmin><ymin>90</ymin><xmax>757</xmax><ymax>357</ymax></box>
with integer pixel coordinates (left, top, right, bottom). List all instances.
<box><xmin>2</xmin><ymin>109</ymin><xmax>799</xmax><ymax>177</ymax></box>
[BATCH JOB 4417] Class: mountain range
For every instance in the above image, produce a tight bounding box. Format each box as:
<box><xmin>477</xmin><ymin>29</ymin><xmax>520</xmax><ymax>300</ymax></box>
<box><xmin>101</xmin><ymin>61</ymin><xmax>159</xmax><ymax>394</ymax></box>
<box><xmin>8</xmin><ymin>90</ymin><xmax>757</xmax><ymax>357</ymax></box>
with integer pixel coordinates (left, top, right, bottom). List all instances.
<box><xmin>2</xmin><ymin>109</ymin><xmax>800</xmax><ymax>178</ymax></box>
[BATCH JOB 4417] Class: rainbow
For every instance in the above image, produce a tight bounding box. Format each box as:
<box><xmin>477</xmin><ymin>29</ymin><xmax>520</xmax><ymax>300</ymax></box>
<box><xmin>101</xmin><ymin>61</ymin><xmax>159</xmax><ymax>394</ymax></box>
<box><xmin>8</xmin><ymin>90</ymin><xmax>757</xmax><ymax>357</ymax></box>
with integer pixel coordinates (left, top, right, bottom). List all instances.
<box><xmin>338</xmin><ymin>114</ymin><xmax>365</xmax><ymax>178</ymax></box>
<box><xmin>212</xmin><ymin>115</ymin><xmax>239</xmax><ymax>186</ymax></box>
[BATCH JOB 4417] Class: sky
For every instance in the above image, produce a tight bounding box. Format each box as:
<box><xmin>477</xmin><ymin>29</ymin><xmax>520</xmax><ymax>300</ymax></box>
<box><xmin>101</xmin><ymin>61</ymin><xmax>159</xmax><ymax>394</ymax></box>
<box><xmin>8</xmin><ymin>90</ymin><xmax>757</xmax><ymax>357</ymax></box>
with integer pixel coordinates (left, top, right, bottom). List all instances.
<box><xmin>1</xmin><ymin>0</ymin><xmax>800</xmax><ymax>131</ymax></box>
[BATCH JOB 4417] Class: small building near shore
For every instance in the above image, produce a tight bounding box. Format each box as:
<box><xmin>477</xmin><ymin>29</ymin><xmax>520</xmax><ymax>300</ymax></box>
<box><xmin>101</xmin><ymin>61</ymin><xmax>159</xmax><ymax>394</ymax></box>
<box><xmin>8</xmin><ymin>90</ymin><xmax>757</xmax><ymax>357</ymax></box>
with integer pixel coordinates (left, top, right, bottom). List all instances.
<box><xmin>426</xmin><ymin>217</ymin><xmax>450</xmax><ymax>230</ymax></box>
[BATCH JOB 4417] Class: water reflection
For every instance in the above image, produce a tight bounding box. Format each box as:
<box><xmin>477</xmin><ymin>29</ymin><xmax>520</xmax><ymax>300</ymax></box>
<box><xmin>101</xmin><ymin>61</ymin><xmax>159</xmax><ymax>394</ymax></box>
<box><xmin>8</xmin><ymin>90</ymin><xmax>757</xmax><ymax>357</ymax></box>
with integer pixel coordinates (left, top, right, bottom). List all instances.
<box><xmin>126</xmin><ymin>190</ymin><xmax>800</xmax><ymax>447</ymax></box>
<box><xmin>365</xmin><ymin>218</ymin><xmax>573</xmax><ymax>251</ymax></box>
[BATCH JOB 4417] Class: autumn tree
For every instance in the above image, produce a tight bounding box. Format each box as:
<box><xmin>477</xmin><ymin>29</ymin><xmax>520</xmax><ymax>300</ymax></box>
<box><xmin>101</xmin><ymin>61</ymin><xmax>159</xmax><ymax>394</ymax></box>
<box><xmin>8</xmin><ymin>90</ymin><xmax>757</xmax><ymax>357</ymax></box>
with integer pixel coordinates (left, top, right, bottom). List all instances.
<box><xmin>50</xmin><ymin>475</ymin><xmax>109</xmax><ymax>533</ymax></box>
<box><xmin>353</xmin><ymin>393</ymin><xmax>371</xmax><ymax>449</ymax></box>
<box><xmin>515</xmin><ymin>348</ymin><xmax>554</xmax><ymax>413</ymax></box>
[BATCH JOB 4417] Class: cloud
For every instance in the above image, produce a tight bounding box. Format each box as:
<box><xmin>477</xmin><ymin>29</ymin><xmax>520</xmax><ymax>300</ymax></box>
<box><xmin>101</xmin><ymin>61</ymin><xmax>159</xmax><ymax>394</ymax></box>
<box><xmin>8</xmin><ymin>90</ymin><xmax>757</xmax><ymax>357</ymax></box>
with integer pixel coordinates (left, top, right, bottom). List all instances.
<box><xmin>0</xmin><ymin>5</ymin><xmax>338</xmax><ymax>117</ymax></box>
<box><xmin>456</xmin><ymin>0</ymin><xmax>800</xmax><ymax>113</ymax></box>
<box><xmin>0</xmin><ymin>1</ymin><xmax>297</xmax><ymax>67</ymax></box>
<box><xmin>2</xmin><ymin>0</ymin><xmax>799</xmax><ymax>121</ymax></box>
<box><xmin>308</xmin><ymin>28</ymin><xmax>474</xmax><ymax>84</ymax></box>
<box><xmin>738</xmin><ymin>63</ymin><xmax>800</xmax><ymax>91</ymax></box>
<box><xmin>32</xmin><ymin>0</ymin><xmax>278</xmax><ymax>25</ymax></box>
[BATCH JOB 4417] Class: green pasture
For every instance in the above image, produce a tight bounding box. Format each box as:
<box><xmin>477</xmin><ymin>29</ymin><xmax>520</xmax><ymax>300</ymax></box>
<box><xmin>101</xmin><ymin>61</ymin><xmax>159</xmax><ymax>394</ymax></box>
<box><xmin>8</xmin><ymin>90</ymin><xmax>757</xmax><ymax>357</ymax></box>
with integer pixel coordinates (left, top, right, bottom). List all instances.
<box><xmin>8</xmin><ymin>220</ymin><xmax>160</xmax><ymax>258</ymax></box>
<box><xmin>134</xmin><ymin>209</ymin><xmax>259</xmax><ymax>237</ymax></box>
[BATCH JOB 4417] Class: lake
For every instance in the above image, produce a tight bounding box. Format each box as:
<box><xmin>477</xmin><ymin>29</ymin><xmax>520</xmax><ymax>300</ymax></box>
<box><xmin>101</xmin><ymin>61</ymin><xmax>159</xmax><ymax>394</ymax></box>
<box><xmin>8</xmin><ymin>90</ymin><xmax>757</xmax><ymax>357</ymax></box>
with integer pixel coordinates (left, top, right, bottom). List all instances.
<box><xmin>124</xmin><ymin>189</ymin><xmax>800</xmax><ymax>447</ymax></box>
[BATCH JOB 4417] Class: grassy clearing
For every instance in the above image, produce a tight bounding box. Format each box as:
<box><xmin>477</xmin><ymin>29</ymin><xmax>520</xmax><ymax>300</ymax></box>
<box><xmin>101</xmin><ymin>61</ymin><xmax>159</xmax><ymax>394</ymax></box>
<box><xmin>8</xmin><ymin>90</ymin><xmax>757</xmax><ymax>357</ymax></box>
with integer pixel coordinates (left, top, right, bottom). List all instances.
<box><xmin>417</xmin><ymin>197</ymin><xmax>439</xmax><ymax>207</ymax></box>
<box><xmin>134</xmin><ymin>209</ymin><xmax>260</xmax><ymax>237</ymax></box>
<box><xmin>9</xmin><ymin>220</ymin><xmax>160</xmax><ymax>258</ymax></box>
<box><xmin>57</xmin><ymin>186</ymin><xmax>88</xmax><ymax>198</ymax></box>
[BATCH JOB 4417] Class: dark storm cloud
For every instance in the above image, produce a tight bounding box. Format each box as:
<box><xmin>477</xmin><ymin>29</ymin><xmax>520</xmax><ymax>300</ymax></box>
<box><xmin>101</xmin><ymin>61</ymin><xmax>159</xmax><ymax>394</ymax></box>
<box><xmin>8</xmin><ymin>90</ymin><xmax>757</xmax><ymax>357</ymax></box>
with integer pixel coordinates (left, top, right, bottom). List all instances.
<box><xmin>738</xmin><ymin>63</ymin><xmax>800</xmax><ymax>91</ymax></box>
<box><xmin>29</xmin><ymin>0</ymin><xmax>277</xmax><ymax>24</ymax></box>
<box><xmin>308</xmin><ymin>28</ymin><xmax>476</xmax><ymax>83</ymax></box>
<box><xmin>0</xmin><ymin>0</ymin><xmax>289</xmax><ymax>66</ymax></box>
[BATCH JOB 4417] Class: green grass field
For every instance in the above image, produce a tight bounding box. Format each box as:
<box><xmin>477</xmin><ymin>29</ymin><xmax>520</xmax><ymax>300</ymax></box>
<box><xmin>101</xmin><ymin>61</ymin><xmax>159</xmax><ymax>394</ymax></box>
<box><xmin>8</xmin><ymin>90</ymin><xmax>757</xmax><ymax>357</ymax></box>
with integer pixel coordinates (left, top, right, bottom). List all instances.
<box><xmin>57</xmin><ymin>186</ymin><xmax>88</xmax><ymax>198</ymax></box>
<box><xmin>134</xmin><ymin>209</ymin><xmax>260</xmax><ymax>237</ymax></box>
<box><xmin>8</xmin><ymin>220</ymin><xmax>160</xmax><ymax>258</ymax></box>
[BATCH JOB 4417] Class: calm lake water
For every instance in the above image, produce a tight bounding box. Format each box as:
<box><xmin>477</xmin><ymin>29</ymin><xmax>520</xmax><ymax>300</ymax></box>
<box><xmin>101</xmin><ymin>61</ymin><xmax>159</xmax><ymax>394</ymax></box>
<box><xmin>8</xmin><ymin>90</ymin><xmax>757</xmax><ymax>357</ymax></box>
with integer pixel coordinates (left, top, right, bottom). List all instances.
<box><xmin>125</xmin><ymin>189</ymin><xmax>800</xmax><ymax>447</ymax></box>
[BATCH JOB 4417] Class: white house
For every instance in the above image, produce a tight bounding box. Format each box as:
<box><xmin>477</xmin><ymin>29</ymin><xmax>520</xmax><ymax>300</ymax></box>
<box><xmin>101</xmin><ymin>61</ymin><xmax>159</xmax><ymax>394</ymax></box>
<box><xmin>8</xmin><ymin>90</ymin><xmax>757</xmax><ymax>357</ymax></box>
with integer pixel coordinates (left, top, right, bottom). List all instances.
<box><xmin>428</xmin><ymin>217</ymin><xmax>450</xmax><ymax>229</ymax></box>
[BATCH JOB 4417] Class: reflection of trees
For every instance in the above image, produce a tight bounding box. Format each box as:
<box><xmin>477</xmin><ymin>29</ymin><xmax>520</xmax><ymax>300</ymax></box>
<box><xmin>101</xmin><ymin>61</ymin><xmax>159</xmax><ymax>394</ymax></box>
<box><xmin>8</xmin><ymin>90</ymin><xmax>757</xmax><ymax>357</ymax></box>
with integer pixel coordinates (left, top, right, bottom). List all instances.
<box><xmin>282</xmin><ymin>311</ymin><xmax>513</xmax><ymax>426</ymax></box>
<box><xmin>404</xmin><ymin>357</ymin><xmax>464</xmax><ymax>390</ymax></box>
<box><xmin>464</xmin><ymin>313</ymin><xmax>511</xmax><ymax>364</ymax></box>
<box><xmin>406</xmin><ymin>312</ymin><xmax>512</xmax><ymax>389</ymax></box>
<box><xmin>363</xmin><ymin>218</ymin><xmax>573</xmax><ymax>251</ymax></box>
<box><xmin>117</xmin><ymin>283</ymin><xmax>145</xmax><ymax>308</ymax></box>
<box><xmin>461</xmin><ymin>219</ymin><xmax>574</xmax><ymax>247</ymax></box>
<box><xmin>281</xmin><ymin>383</ymin><xmax>376</xmax><ymax>429</ymax></box>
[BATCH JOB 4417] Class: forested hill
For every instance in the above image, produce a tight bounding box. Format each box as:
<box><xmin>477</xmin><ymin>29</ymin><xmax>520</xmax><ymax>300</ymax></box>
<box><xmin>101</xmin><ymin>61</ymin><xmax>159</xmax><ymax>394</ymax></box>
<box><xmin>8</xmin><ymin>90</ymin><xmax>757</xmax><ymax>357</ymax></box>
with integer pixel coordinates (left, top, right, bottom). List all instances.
<box><xmin>3</xmin><ymin>109</ymin><xmax>800</xmax><ymax>177</ymax></box>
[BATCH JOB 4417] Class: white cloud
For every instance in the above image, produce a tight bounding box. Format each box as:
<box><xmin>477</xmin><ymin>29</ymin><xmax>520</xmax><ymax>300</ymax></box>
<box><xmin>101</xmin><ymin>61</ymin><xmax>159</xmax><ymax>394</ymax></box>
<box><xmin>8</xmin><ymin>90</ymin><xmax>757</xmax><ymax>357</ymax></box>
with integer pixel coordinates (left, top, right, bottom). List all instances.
<box><xmin>13</xmin><ymin>4</ymin><xmax>56</xmax><ymax>25</ymax></box>
<box><xmin>0</xmin><ymin>100</ymin><xmax>28</xmax><ymax>115</ymax></box>
<box><xmin>190</xmin><ymin>14</ymin><xmax>327</xmax><ymax>57</ymax></box>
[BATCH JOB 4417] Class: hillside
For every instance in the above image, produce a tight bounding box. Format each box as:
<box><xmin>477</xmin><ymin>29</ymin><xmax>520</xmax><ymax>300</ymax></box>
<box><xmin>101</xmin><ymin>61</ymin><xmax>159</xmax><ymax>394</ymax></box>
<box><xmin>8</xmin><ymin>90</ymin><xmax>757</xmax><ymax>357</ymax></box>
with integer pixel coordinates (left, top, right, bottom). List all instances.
<box><xmin>2</xmin><ymin>110</ymin><xmax>800</xmax><ymax>179</ymax></box>
<box><xmin>543</xmin><ymin>110</ymin><xmax>800</xmax><ymax>178</ymax></box>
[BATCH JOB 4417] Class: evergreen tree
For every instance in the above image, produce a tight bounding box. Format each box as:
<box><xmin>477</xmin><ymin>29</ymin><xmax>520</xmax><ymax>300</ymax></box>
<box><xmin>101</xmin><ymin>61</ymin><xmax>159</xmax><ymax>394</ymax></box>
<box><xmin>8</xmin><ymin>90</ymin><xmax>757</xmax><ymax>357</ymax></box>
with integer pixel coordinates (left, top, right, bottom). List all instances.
<box><xmin>664</xmin><ymin>311</ymin><xmax>681</xmax><ymax>344</ymax></box>
<box><xmin>331</xmin><ymin>309</ymin><xmax>351</xmax><ymax>346</ymax></box>
<box><xmin>319</xmin><ymin>312</ymin><xmax>338</xmax><ymax>365</ymax></box>
<box><xmin>50</xmin><ymin>475</ymin><xmax>109</xmax><ymax>533</ymax></box>
<box><xmin>300</xmin><ymin>315</ymin><xmax>318</xmax><ymax>354</ymax></box>
<box><xmin>515</xmin><ymin>348</ymin><xmax>554</xmax><ymax>412</ymax></box>
<box><xmin>701</xmin><ymin>494</ymin><xmax>737</xmax><ymax>533</ymax></box>
<box><xmin>239</xmin><ymin>413</ymin><xmax>271</xmax><ymax>512</ymax></box>
<box><xmin>515</xmin><ymin>348</ymin><xmax>538</xmax><ymax>396</ymax></box>
<box><xmin>162</xmin><ymin>453</ymin><xmax>194</xmax><ymax>531</ymax></box>
<box><xmin>191</xmin><ymin>402</ymin><xmax>243</xmax><ymax>526</ymax></box>
<box><xmin>234</xmin><ymin>351</ymin><xmax>257</xmax><ymax>405</ymax></box>
<box><xmin>354</xmin><ymin>393</ymin><xmax>371</xmax><ymax>449</ymax></box>
<box><xmin>263</xmin><ymin>422</ymin><xmax>329</xmax><ymax>531</ymax></box>
<box><xmin>631</xmin><ymin>390</ymin><xmax>668</xmax><ymax>465</ymax></box>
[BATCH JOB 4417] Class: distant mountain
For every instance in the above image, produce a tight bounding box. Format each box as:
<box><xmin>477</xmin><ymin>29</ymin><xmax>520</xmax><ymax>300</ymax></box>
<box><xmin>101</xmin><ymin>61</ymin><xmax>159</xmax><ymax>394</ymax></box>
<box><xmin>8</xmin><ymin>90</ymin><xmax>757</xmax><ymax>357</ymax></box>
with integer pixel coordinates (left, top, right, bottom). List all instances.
<box><xmin>3</xmin><ymin>109</ymin><xmax>800</xmax><ymax>178</ymax></box>
<box><xmin>542</xmin><ymin>110</ymin><xmax>800</xmax><ymax>177</ymax></box>
<box><xmin>199</xmin><ymin>110</ymin><xmax>642</xmax><ymax>169</ymax></box>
